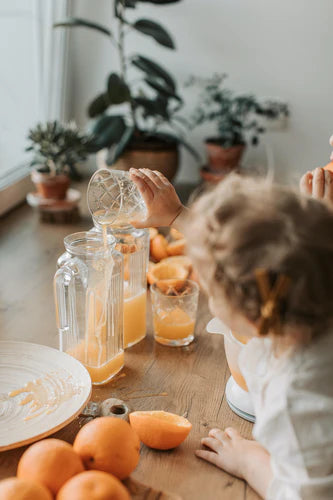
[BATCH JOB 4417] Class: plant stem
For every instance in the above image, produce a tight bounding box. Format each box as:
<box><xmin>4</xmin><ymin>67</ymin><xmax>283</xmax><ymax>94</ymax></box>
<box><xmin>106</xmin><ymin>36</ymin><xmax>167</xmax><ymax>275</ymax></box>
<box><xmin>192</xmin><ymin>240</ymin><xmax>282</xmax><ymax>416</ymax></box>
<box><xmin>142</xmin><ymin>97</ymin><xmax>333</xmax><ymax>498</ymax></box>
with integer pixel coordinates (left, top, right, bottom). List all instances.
<box><xmin>117</xmin><ymin>0</ymin><xmax>138</xmax><ymax>130</ymax></box>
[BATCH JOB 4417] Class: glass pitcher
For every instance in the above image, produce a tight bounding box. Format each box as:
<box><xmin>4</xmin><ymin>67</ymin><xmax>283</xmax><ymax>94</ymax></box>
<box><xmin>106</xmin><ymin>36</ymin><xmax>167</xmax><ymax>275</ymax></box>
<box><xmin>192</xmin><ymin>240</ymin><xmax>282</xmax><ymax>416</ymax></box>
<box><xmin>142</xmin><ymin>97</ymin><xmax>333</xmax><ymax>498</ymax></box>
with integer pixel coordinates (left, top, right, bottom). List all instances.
<box><xmin>91</xmin><ymin>223</ymin><xmax>149</xmax><ymax>348</ymax></box>
<box><xmin>54</xmin><ymin>231</ymin><xmax>124</xmax><ymax>385</ymax></box>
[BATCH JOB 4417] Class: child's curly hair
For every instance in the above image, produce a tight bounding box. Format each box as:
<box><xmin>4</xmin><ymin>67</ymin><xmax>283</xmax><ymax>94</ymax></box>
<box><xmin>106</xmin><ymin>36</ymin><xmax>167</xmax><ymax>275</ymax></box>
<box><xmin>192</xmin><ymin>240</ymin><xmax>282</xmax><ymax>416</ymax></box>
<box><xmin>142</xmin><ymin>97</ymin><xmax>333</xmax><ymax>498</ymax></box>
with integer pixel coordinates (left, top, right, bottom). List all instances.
<box><xmin>184</xmin><ymin>175</ymin><xmax>333</xmax><ymax>337</ymax></box>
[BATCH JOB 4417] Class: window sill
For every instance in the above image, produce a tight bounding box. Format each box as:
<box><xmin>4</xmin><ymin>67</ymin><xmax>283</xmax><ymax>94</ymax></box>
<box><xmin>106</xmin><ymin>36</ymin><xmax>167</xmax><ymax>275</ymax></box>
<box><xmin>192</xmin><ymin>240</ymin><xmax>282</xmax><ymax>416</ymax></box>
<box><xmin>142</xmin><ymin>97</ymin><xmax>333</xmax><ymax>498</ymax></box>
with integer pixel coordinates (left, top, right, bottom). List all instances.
<box><xmin>0</xmin><ymin>170</ymin><xmax>33</xmax><ymax>217</ymax></box>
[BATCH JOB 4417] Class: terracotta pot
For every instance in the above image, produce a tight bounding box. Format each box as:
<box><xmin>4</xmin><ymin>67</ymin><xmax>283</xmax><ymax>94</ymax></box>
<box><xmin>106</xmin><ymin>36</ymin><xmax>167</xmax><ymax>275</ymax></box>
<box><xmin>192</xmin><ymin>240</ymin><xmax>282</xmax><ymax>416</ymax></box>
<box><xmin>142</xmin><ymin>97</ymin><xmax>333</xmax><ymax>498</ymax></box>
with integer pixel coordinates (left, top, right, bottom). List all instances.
<box><xmin>205</xmin><ymin>140</ymin><xmax>245</xmax><ymax>172</ymax></box>
<box><xmin>31</xmin><ymin>170</ymin><xmax>70</xmax><ymax>200</ymax></box>
<box><xmin>199</xmin><ymin>166</ymin><xmax>228</xmax><ymax>184</ymax></box>
<box><xmin>98</xmin><ymin>139</ymin><xmax>179</xmax><ymax>182</ymax></box>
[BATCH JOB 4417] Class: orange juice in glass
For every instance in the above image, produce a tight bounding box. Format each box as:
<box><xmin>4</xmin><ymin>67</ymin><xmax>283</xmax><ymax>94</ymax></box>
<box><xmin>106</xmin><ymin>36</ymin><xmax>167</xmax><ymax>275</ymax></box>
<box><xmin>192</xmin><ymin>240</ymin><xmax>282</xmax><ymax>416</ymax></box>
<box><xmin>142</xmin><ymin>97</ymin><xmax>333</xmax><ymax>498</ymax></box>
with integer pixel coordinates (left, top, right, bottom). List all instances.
<box><xmin>151</xmin><ymin>279</ymin><xmax>199</xmax><ymax>346</ymax></box>
<box><xmin>124</xmin><ymin>288</ymin><xmax>147</xmax><ymax>348</ymax></box>
<box><xmin>113</xmin><ymin>227</ymin><xmax>149</xmax><ymax>349</ymax></box>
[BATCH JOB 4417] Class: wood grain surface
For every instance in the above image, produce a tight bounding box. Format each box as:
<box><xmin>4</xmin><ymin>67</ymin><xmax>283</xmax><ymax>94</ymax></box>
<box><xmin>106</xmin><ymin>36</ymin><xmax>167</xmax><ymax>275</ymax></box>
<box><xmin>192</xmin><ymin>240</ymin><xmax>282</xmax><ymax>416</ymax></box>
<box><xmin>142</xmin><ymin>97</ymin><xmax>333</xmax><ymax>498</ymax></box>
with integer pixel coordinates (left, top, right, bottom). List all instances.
<box><xmin>0</xmin><ymin>182</ymin><xmax>259</xmax><ymax>500</ymax></box>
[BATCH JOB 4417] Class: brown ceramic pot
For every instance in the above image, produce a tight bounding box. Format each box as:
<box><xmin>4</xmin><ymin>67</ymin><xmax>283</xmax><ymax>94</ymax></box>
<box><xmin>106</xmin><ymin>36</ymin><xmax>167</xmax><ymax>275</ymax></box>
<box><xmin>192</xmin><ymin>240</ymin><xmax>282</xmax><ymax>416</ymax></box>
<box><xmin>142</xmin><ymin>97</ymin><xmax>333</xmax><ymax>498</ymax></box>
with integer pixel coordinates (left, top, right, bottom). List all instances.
<box><xmin>199</xmin><ymin>166</ymin><xmax>228</xmax><ymax>184</ymax></box>
<box><xmin>99</xmin><ymin>137</ymin><xmax>179</xmax><ymax>182</ymax></box>
<box><xmin>205</xmin><ymin>140</ymin><xmax>245</xmax><ymax>172</ymax></box>
<box><xmin>31</xmin><ymin>170</ymin><xmax>70</xmax><ymax>200</ymax></box>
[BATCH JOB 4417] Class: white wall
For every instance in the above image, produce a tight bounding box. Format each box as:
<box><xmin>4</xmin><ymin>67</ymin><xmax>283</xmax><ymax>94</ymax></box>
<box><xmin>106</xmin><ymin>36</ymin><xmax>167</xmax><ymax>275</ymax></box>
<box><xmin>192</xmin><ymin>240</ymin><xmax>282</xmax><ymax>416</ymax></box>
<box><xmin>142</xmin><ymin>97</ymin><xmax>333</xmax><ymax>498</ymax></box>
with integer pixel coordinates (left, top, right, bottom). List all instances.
<box><xmin>68</xmin><ymin>0</ymin><xmax>333</xmax><ymax>185</ymax></box>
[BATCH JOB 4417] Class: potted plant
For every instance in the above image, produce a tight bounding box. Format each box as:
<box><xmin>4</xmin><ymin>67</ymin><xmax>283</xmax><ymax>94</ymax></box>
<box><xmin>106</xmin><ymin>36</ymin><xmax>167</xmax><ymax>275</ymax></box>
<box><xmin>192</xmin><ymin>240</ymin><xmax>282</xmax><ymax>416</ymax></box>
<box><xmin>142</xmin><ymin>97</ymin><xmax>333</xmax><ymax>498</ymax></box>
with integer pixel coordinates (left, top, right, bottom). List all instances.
<box><xmin>27</xmin><ymin>121</ymin><xmax>94</xmax><ymax>199</ymax></box>
<box><xmin>187</xmin><ymin>74</ymin><xmax>289</xmax><ymax>181</ymax></box>
<box><xmin>54</xmin><ymin>0</ymin><xmax>198</xmax><ymax>181</ymax></box>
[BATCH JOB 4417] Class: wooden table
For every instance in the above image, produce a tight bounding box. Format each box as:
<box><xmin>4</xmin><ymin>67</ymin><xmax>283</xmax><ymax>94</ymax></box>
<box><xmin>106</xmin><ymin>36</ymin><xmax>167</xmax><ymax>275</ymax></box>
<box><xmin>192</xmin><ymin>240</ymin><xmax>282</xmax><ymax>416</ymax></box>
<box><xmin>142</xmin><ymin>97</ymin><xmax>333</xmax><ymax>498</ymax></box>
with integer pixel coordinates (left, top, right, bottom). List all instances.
<box><xmin>0</xmin><ymin>183</ymin><xmax>259</xmax><ymax>500</ymax></box>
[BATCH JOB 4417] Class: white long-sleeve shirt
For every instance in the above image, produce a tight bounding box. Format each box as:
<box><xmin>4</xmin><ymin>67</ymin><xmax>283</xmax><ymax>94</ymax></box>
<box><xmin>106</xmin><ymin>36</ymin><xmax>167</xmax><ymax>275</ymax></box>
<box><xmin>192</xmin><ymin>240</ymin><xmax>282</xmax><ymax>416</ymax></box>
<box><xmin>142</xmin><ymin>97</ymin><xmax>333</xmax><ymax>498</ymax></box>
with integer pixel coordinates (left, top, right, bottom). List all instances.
<box><xmin>239</xmin><ymin>331</ymin><xmax>333</xmax><ymax>499</ymax></box>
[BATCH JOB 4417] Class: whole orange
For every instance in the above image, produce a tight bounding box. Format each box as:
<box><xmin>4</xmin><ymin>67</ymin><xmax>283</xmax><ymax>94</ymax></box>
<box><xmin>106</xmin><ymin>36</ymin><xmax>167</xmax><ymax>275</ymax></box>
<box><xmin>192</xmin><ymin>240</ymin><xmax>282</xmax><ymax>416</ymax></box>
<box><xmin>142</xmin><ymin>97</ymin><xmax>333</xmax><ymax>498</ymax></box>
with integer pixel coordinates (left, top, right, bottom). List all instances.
<box><xmin>17</xmin><ymin>438</ymin><xmax>84</xmax><ymax>495</ymax></box>
<box><xmin>129</xmin><ymin>410</ymin><xmax>192</xmax><ymax>450</ymax></box>
<box><xmin>57</xmin><ymin>470</ymin><xmax>130</xmax><ymax>500</ymax></box>
<box><xmin>0</xmin><ymin>477</ymin><xmax>52</xmax><ymax>500</ymax></box>
<box><xmin>150</xmin><ymin>234</ymin><xmax>169</xmax><ymax>262</ymax></box>
<box><xmin>73</xmin><ymin>417</ymin><xmax>140</xmax><ymax>480</ymax></box>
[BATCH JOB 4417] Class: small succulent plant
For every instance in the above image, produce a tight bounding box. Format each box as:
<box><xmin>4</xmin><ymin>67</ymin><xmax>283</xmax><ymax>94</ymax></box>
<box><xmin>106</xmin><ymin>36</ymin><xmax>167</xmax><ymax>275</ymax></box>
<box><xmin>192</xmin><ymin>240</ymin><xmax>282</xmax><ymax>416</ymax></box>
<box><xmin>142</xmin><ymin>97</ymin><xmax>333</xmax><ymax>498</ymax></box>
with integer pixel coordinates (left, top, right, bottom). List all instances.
<box><xmin>26</xmin><ymin>121</ymin><xmax>95</xmax><ymax>179</ymax></box>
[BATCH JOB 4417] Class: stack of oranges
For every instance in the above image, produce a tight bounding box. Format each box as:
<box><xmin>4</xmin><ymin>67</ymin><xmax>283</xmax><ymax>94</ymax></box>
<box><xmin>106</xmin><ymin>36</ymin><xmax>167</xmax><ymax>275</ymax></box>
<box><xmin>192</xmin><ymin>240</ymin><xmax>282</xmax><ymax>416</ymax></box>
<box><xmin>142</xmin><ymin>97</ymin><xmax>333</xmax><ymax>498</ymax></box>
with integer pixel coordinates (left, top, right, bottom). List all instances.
<box><xmin>0</xmin><ymin>417</ymin><xmax>137</xmax><ymax>500</ymax></box>
<box><xmin>0</xmin><ymin>412</ymin><xmax>192</xmax><ymax>500</ymax></box>
<box><xmin>148</xmin><ymin>228</ymin><xmax>198</xmax><ymax>285</ymax></box>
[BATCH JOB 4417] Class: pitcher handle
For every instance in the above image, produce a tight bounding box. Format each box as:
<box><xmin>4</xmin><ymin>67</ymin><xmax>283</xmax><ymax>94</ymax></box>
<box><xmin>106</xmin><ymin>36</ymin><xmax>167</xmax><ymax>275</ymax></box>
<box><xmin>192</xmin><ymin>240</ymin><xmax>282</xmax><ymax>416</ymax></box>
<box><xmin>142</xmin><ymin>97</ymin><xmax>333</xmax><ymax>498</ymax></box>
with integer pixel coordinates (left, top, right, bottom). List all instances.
<box><xmin>54</xmin><ymin>263</ymin><xmax>77</xmax><ymax>352</ymax></box>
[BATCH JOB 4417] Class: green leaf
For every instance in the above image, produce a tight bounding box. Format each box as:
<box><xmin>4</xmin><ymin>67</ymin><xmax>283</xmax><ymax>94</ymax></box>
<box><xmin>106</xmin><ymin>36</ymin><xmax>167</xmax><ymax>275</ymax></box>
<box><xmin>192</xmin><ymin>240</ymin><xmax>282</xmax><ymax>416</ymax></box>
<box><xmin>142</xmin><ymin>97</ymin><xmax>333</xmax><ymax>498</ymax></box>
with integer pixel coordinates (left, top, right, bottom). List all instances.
<box><xmin>131</xmin><ymin>55</ymin><xmax>176</xmax><ymax>92</ymax></box>
<box><xmin>133</xmin><ymin>96</ymin><xmax>169</xmax><ymax>119</ymax></box>
<box><xmin>53</xmin><ymin>17</ymin><xmax>112</xmax><ymax>37</ymax></box>
<box><xmin>110</xmin><ymin>126</ymin><xmax>135</xmax><ymax>164</ymax></box>
<box><xmin>88</xmin><ymin>93</ymin><xmax>109</xmax><ymax>118</ymax></box>
<box><xmin>144</xmin><ymin>77</ymin><xmax>181</xmax><ymax>102</ymax></box>
<box><xmin>114</xmin><ymin>0</ymin><xmax>137</xmax><ymax>20</ymax></box>
<box><xmin>107</xmin><ymin>73</ymin><xmax>131</xmax><ymax>104</ymax></box>
<box><xmin>91</xmin><ymin>115</ymin><xmax>126</xmax><ymax>149</ymax></box>
<box><xmin>133</xmin><ymin>19</ymin><xmax>175</xmax><ymax>49</ymax></box>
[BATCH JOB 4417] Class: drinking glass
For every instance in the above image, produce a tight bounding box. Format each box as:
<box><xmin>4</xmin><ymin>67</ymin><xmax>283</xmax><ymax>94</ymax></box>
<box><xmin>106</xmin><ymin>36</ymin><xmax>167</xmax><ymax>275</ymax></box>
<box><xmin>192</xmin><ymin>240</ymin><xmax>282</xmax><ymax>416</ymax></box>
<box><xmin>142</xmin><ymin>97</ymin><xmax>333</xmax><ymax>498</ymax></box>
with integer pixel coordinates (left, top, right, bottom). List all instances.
<box><xmin>151</xmin><ymin>279</ymin><xmax>199</xmax><ymax>346</ymax></box>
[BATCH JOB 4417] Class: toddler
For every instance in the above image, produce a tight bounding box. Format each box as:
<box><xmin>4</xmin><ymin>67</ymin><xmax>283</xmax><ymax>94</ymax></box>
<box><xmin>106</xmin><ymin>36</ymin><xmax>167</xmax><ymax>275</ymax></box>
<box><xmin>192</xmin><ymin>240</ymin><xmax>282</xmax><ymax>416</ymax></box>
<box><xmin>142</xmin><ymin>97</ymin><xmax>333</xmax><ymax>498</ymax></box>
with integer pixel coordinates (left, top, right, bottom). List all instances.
<box><xmin>130</xmin><ymin>168</ymin><xmax>333</xmax><ymax>499</ymax></box>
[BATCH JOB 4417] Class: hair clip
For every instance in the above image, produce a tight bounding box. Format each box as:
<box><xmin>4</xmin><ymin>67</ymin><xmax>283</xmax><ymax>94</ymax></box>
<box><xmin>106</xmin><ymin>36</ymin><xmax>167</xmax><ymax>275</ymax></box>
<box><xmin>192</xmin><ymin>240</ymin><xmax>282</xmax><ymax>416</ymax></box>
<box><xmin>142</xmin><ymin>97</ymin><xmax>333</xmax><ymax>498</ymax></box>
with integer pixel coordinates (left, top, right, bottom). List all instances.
<box><xmin>255</xmin><ymin>268</ymin><xmax>291</xmax><ymax>336</ymax></box>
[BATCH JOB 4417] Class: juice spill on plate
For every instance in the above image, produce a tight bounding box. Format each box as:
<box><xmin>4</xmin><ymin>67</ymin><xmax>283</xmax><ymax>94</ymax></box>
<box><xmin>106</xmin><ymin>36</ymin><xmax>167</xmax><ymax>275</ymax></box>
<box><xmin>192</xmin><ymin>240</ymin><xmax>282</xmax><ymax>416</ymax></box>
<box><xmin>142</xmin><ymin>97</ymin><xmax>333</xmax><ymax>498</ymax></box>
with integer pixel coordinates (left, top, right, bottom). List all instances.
<box><xmin>230</xmin><ymin>332</ymin><xmax>249</xmax><ymax>391</ymax></box>
<box><xmin>9</xmin><ymin>372</ymin><xmax>83</xmax><ymax>421</ymax></box>
<box><xmin>153</xmin><ymin>307</ymin><xmax>195</xmax><ymax>340</ymax></box>
<box><xmin>124</xmin><ymin>289</ymin><xmax>147</xmax><ymax>348</ymax></box>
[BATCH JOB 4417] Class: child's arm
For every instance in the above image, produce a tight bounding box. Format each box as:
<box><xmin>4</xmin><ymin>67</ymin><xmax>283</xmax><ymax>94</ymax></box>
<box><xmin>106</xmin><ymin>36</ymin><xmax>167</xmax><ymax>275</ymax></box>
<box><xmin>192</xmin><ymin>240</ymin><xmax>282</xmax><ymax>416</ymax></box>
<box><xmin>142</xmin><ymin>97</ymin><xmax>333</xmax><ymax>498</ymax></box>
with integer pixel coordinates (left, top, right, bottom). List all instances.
<box><xmin>196</xmin><ymin>427</ymin><xmax>273</xmax><ymax>499</ymax></box>
<box><xmin>129</xmin><ymin>168</ymin><xmax>189</xmax><ymax>228</ymax></box>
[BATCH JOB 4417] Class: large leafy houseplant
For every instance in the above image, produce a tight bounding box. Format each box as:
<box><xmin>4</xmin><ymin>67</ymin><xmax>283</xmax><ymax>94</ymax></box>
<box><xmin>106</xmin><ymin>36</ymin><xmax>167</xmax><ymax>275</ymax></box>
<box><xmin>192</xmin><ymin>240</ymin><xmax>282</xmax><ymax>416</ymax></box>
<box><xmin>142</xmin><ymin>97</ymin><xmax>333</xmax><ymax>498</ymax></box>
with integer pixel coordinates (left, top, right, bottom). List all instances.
<box><xmin>54</xmin><ymin>0</ymin><xmax>197</xmax><ymax>179</ymax></box>
<box><xmin>188</xmin><ymin>74</ymin><xmax>289</xmax><ymax>174</ymax></box>
<box><xmin>27</xmin><ymin>121</ymin><xmax>94</xmax><ymax>199</ymax></box>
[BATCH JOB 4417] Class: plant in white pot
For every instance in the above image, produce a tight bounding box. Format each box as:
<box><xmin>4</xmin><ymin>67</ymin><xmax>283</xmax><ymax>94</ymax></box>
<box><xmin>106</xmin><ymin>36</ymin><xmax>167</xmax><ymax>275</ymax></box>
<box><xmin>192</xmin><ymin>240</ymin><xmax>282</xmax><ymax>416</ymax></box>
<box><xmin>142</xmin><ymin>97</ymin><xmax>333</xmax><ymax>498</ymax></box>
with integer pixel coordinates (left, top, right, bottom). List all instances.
<box><xmin>188</xmin><ymin>74</ymin><xmax>289</xmax><ymax>181</ymax></box>
<box><xmin>54</xmin><ymin>0</ymin><xmax>198</xmax><ymax>181</ymax></box>
<box><xmin>27</xmin><ymin>121</ymin><xmax>94</xmax><ymax>200</ymax></box>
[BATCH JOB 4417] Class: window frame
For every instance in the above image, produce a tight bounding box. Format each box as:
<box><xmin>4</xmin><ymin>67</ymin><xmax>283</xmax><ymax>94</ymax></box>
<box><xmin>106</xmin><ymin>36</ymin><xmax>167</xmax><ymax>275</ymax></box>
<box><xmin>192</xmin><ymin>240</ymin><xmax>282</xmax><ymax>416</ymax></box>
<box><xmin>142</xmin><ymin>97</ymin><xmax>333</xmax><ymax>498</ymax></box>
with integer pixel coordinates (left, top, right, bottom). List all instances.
<box><xmin>0</xmin><ymin>0</ymin><xmax>72</xmax><ymax>216</ymax></box>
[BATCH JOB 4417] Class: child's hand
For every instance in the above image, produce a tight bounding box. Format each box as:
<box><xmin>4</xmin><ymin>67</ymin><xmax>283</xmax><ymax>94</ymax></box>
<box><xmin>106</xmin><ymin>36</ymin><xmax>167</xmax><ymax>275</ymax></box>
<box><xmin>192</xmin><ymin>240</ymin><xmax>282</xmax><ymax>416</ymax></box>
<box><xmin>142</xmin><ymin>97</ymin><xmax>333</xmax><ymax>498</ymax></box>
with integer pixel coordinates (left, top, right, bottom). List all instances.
<box><xmin>196</xmin><ymin>427</ymin><xmax>272</xmax><ymax>498</ymax></box>
<box><xmin>300</xmin><ymin>167</ymin><xmax>333</xmax><ymax>204</ymax></box>
<box><xmin>129</xmin><ymin>168</ymin><xmax>185</xmax><ymax>228</ymax></box>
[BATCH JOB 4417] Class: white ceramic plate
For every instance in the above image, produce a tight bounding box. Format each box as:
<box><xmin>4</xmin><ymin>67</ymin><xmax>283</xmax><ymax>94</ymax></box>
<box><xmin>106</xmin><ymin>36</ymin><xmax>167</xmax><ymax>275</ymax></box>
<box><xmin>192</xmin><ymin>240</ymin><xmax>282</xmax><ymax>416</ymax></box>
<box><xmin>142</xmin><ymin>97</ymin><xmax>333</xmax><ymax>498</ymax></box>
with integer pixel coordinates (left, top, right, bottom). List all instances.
<box><xmin>0</xmin><ymin>341</ymin><xmax>91</xmax><ymax>451</ymax></box>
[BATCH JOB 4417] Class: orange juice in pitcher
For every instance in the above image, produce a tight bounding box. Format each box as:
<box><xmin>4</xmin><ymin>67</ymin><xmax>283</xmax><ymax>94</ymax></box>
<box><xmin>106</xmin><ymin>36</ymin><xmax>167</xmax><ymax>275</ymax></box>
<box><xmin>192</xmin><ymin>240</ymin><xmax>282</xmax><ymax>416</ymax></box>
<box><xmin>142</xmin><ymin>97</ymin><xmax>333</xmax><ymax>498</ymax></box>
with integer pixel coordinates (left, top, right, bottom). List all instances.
<box><xmin>55</xmin><ymin>231</ymin><xmax>124</xmax><ymax>385</ymax></box>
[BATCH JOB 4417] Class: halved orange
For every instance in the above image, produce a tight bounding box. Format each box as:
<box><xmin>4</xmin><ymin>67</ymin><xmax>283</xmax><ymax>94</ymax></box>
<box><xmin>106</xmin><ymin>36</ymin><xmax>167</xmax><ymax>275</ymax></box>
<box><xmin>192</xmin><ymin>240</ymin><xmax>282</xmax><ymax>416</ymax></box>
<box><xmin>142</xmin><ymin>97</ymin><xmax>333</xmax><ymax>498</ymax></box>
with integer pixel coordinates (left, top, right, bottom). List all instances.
<box><xmin>150</xmin><ymin>234</ymin><xmax>169</xmax><ymax>262</ymax></box>
<box><xmin>160</xmin><ymin>256</ymin><xmax>192</xmax><ymax>273</ymax></box>
<box><xmin>167</xmin><ymin>238</ymin><xmax>186</xmax><ymax>256</ymax></box>
<box><xmin>147</xmin><ymin>261</ymin><xmax>188</xmax><ymax>285</ymax></box>
<box><xmin>170</xmin><ymin>228</ymin><xmax>184</xmax><ymax>241</ymax></box>
<box><xmin>129</xmin><ymin>411</ymin><xmax>192</xmax><ymax>450</ymax></box>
